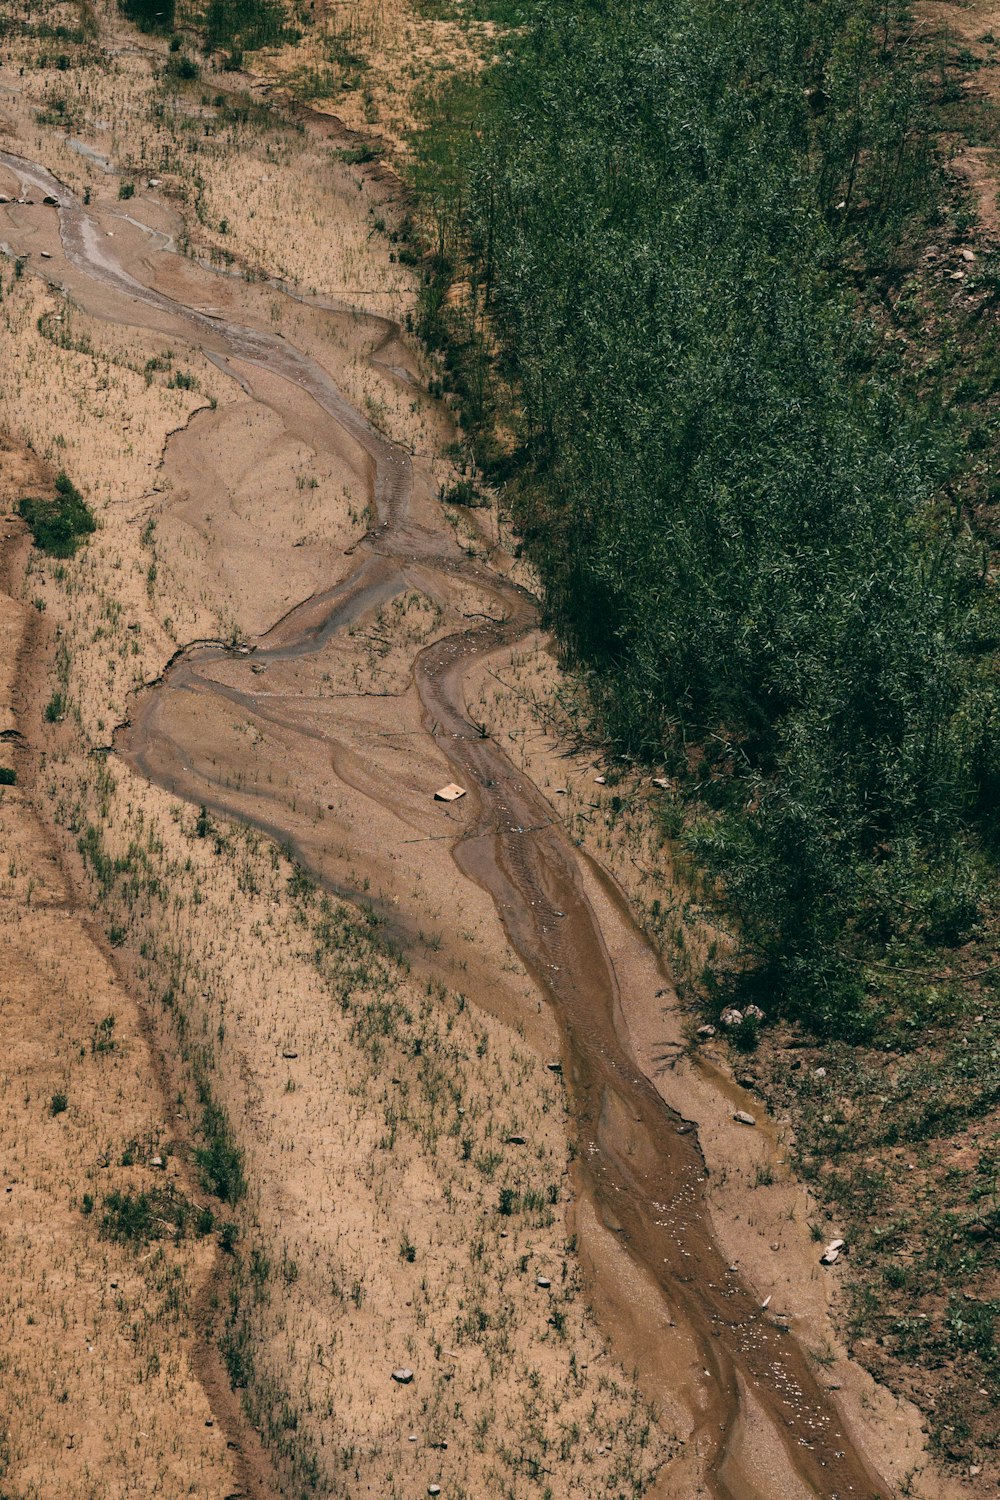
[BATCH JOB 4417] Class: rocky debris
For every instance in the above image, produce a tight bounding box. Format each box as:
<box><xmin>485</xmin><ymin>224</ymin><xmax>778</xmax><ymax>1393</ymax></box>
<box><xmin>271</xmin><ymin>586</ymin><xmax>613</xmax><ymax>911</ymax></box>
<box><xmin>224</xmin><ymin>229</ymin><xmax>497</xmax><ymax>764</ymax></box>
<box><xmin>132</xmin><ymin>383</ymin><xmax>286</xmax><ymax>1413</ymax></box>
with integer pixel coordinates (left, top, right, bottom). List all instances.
<box><xmin>733</xmin><ymin>1110</ymin><xmax>756</xmax><ymax>1126</ymax></box>
<box><xmin>812</xmin><ymin>1066</ymin><xmax>827</xmax><ymax>1080</ymax></box>
<box><xmin>250</xmin><ymin>662</ymin><xmax>267</xmax><ymax>675</ymax></box>
<box><xmin>744</xmin><ymin>1003</ymin><xmax>766</xmax><ymax>1023</ymax></box>
<box><xmin>536</xmin><ymin>1275</ymin><xmax>551</xmax><ymax>1289</ymax></box>
<box><xmin>820</xmin><ymin>1239</ymin><xmax>844</xmax><ymax>1265</ymax></box>
<box><xmin>652</xmin><ymin>776</ymin><xmax>670</xmax><ymax>789</ymax></box>
<box><xmin>150</xmin><ymin>1155</ymin><xmax>165</xmax><ymax>1170</ymax></box>
<box><xmin>697</xmin><ymin>1023</ymin><xmax>716</xmax><ymax>1038</ymax></box>
<box><xmin>593</xmin><ymin>774</ymin><xmax>606</xmax><ymax>785</ymax></box>
<box><xmin>434</xmin><ymin>783</ymin><xmax>466</xmax><ymax>802</ymax></box>
<box><xmin>391</xmin><ymin>1367</ymin><xmax>413</xmax><ymax>1384</ymax></box>
<box><xmin>720</xmin><ymin>1006</ymin><xmax>743</xmax><ymax>1028</ymax></box>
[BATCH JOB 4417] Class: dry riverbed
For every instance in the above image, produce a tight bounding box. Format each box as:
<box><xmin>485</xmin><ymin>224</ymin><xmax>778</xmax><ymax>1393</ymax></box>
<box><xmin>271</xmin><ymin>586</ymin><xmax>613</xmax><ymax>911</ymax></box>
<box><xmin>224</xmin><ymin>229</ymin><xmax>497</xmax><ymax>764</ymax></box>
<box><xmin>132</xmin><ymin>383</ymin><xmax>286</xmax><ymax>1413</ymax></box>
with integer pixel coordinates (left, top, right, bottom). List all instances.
<box><xmin>0</xmin><ymin>3</ymin><xmax>983</xmax><ymax>1498</ymax></box>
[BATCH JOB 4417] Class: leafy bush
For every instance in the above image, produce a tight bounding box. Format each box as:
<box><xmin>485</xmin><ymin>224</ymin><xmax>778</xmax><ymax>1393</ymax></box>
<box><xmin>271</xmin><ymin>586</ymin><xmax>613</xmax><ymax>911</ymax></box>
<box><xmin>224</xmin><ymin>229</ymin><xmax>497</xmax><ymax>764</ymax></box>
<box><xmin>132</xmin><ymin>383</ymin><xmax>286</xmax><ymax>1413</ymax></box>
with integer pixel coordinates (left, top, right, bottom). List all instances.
<box><xmin>19</xmin><ymin>471</ymin><xmax>95</xmax><ymax>557</ymax></box>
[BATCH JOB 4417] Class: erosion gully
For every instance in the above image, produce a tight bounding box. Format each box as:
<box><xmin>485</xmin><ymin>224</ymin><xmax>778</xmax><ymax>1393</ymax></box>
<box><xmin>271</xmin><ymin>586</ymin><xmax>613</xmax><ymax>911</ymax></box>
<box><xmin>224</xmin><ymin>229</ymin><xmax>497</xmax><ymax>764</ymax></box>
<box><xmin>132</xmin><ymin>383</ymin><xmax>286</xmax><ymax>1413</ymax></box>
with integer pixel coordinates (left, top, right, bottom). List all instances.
<box><xmin>2</xmin><ymin>146</ymin><xmax>888</xmax><ymax>1500</ymax></box>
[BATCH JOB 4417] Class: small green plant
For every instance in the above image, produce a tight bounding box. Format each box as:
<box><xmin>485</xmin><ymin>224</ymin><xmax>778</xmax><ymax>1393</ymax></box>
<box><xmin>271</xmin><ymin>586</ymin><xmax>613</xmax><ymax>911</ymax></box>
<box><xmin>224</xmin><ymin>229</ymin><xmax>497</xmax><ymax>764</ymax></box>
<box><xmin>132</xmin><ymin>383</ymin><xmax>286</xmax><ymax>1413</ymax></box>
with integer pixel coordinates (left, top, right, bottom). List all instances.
<box><xmin>49</xmin><ymin>1092</ymin><xmax>68</xmax><ymax>1116</ymax></box>
<box><xmin>0</xmin><ymin>768</ymin><xmax>15</xmax><ymax>786</ymax></box>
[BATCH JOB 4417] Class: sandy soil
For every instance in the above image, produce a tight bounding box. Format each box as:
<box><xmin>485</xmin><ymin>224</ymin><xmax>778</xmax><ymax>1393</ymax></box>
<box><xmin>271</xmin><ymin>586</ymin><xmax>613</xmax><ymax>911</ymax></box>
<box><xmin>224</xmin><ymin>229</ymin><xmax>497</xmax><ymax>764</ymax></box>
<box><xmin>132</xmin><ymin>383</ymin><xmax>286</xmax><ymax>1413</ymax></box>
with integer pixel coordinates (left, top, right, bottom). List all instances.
<box><xmin>0</xmin><ymin>2</ymin><xmax>980</xmax><ymax>1498</ymax></box>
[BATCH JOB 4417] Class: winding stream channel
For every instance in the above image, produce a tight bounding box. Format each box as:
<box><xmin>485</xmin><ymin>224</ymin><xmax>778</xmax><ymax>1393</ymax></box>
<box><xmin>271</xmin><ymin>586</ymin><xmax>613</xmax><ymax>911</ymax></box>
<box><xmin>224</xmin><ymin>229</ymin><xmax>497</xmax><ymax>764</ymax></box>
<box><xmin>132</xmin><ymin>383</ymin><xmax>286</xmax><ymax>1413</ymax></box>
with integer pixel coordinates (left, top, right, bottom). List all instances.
<box><xmin>2</xmin><ymin>144</ymin><xmax>891</xmax><ymax>1500</ymax></box>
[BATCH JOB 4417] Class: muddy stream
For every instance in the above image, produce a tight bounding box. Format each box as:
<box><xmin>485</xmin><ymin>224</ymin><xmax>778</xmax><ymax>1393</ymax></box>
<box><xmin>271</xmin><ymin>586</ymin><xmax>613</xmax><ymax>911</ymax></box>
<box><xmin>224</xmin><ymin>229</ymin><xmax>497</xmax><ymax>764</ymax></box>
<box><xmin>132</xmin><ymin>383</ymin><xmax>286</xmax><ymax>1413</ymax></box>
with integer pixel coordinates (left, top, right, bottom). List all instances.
<box><xmin>1</xmin><ymin>146</ymin><xmax>889</xmax><ymax>1500</ymax></box>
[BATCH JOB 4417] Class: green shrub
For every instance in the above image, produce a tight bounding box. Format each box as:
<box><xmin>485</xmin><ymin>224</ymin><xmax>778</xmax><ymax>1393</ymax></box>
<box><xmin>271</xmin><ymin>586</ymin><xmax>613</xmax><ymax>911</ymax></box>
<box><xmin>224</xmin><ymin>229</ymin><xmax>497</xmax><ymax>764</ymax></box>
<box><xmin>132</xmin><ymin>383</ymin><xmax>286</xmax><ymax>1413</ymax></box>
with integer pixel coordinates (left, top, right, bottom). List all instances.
<box><xmin>117</xmin><ymin>0</ymin><xmax>175</xmax><ymax>33</ymax></box>
<box><xmin>19</xmin><ymin>471</ymin><xmax>95</xmax><ymax>557</ymax></box>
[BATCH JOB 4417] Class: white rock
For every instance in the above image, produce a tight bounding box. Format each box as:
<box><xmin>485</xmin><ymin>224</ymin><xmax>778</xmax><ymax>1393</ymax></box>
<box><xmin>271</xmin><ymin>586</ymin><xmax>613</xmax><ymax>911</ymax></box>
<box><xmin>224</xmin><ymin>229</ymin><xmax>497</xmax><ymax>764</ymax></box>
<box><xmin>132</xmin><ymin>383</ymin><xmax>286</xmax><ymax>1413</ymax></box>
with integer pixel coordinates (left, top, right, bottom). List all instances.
<box><xmin>434</xmin><ymin>783</ymin><xmax>466</xmax><ymax>802</ymax></box>
<box><xmin>536</xmin><ymin>1275</ymin><xmax>551</xmax><ymax>1289</ymax></box>
<box><xmin>696</xmin><ymin>1024</ymin><xmax>716</xmax><ymax>1038</ymax></box>
<box><xmin>733</xmin><ymin>1110</ymin><xmax>755</xmax><ymax>1127</ymax></box>
<box><xmin>720</xmin><ymin>1007</ymin><xmax>743</xmax><ymax>1028</ymax></box>
<box><xmin>744</xmin><ymin>1004</ymin><xmax>766</xmax><ymax>1023</ymax></box>
<box><xmin>391</xmin><ymin>1367</ymin><xmax>413</xmax><ymax>1384</ymax></box>
<box><xmin>820</xmin><ymin>1248</ymin><xmax>840</xmax><ymax>1266</ymax></box>
<box><xmin>812</xmin><ymin>1067</ymin><xmax>827</xmax><ymax>1079</ymax></box>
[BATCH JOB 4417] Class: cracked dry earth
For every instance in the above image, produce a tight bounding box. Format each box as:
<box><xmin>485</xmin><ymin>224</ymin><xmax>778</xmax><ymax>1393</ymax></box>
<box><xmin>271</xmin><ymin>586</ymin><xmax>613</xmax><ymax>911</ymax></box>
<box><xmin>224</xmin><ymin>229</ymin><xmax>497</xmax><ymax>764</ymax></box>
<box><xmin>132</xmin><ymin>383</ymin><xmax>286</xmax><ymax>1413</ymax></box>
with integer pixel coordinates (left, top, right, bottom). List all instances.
<box><xmin>0</xmin><ymin>16</ymin><xmax>976</xmax><ymax>1500</ymax></box>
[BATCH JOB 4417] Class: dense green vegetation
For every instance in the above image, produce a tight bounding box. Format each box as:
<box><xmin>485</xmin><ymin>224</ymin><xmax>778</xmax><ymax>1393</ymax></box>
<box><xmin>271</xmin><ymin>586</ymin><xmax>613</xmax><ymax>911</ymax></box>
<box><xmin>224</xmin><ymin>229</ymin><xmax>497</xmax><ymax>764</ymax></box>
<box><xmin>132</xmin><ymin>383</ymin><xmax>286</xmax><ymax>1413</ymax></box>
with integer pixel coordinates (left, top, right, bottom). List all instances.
<box><xmin>117</xmin><ymin>0</ymin><xmax>176</xmax><ymax>32</ymax></box>
<box><xmin>202</xmin><ymin>0</ymin><xmax>294</xmax><ymax>54</ymax></box>
<box><xmin>19</xmin><ymin>470</ymin><xmax>95</xmax><ymax>557</ymax></box>
<box><xmin>414</xmin><ymin>0</ymin><xmax>1000</xmax><ymax>1034</ymax></box>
